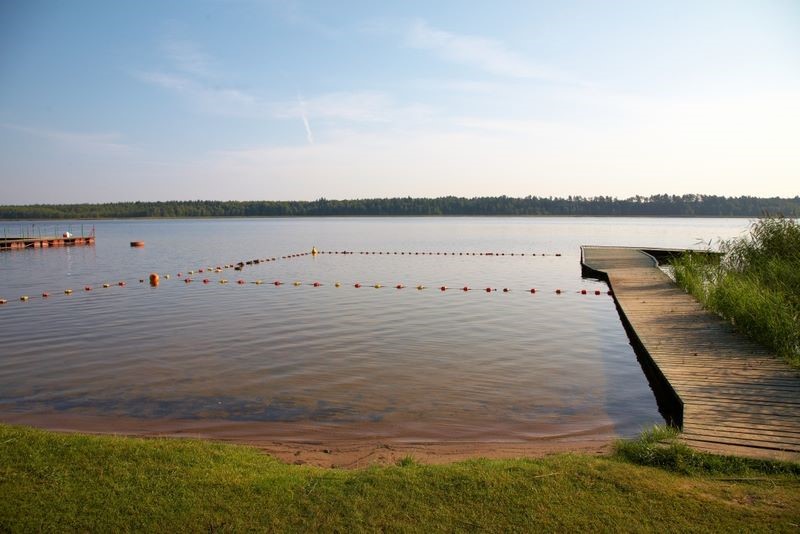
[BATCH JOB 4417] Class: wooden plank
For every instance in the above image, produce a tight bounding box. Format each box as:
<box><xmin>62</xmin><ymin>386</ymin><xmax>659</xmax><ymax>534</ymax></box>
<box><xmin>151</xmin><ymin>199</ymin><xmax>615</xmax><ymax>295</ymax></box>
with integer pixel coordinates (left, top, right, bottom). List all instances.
<box><xmin>581</xmin><ymin>246</ymin><xmax>800</xmax><ymax>462</ymax></box>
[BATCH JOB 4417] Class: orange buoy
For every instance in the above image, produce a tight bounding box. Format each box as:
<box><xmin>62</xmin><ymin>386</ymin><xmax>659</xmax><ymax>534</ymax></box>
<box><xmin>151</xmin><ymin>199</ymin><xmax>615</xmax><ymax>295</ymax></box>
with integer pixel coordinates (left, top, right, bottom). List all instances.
<box><xmin>130</xmin><ymin>241</ymin><xmax>145</xmax><ymax>247</ymax></box>
<box><xmin>149</xmin><ymin>273</ymin><xmax>160</xmax><ymax>286</ymax></box>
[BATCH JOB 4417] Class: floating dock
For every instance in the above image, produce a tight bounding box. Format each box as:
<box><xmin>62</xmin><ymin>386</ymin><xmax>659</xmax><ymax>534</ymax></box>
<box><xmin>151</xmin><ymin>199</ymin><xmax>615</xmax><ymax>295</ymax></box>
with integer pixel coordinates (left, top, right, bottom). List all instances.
<box><xmin>581</xmin><ymin>246</ymin><xmax>800</xmax><ymax>461</ymax></box>
<box><xmin>0</xmin><ymin>235</ymin><xmax>95</xmax><ymax>251</ymax></box>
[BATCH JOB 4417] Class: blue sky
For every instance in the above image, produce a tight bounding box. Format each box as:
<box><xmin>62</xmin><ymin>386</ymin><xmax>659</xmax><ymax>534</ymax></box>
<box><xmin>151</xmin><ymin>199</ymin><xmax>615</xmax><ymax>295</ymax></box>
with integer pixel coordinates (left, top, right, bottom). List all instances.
<box><xmin>1</xmin><ymin>0</ymin><xmax>798</xmax><ymax>203</ymax></box>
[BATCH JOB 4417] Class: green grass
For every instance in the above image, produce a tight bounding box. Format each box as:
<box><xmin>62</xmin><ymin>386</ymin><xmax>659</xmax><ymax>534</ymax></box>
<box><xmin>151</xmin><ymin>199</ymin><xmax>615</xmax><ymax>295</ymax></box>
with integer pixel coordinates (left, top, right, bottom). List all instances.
<box><xmin>1</xmin><ymin>424</ymin><xmax>799</xmax><ymax>532</ymax></box>
<box><xmin>672</xmin><ymin>217</ymin><xmax>800</xmax><ymax>368</ymax></box>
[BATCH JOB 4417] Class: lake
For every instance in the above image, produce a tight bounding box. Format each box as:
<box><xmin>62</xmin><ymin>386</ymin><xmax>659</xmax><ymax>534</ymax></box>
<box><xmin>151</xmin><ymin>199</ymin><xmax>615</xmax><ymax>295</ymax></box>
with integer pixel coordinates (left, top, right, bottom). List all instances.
<box><xmin>0</xmin><ymin>217</ymin><xmax>752</xmax><ymax>446</ymax></box>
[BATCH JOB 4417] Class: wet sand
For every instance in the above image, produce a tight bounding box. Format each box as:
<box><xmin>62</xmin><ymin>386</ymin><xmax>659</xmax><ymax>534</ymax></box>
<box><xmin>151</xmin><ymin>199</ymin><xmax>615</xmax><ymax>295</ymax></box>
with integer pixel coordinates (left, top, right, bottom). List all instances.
<box><xmin>2</xmin><ymin>412</ymin><xmax>617</xmax><ymax>468</ymax></box>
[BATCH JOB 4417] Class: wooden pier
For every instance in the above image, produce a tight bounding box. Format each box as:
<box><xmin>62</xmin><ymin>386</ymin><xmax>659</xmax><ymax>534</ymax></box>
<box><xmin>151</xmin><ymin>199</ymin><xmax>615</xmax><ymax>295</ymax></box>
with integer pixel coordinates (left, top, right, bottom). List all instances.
<box><xmin>581</xmin><ymin>246</ymin><xmax>800</xmax><ymax>461</ymax></box>
<box><xmin>0</xmin><ymin>235</ymin><xmax>95</xmax><ymax>251</ymax></box>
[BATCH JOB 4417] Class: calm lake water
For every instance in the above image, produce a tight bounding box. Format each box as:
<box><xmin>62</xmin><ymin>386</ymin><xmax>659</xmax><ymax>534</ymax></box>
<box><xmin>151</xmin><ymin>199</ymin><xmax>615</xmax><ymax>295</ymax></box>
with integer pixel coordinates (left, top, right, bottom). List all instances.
<box><xmin>0</xmin><ymin>217</ymin><xmax>752</xmax><ymax>443</ymax></box>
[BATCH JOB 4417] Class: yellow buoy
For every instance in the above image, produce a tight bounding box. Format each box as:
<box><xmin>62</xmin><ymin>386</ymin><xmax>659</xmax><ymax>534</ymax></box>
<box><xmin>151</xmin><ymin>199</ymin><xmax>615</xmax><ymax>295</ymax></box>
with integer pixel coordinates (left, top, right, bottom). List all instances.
<box><xmin>293</xmin><ymin>281</ymin><xmax>302</xmax><ymax>286</ymax></box>
<box><xmin>334</xmin><ymin>282</ymin><xmax>341</xmax><ymax>287</ymax></box>
<box><xmin>416</xmin><ymin>285</ymin><xmax>425</xmax><ymax>290</ymax></box>
<box><xmin>374</xmin><ymin>283</ymin><xmax>382</xmax><ymax>288</ymax></box>
<box><xmin>65</xmin><ymin>289</ymin><xmax>73</xmax><ymax>294</ymax></box>
<box><xmin>20</xmin><ymin>295</ymin><xmax>29</xmax><ymax>301</ymax></box>
<box><xmin>103</xmin><ymin>283</ymin><xmax>110</xmax><ymax>288</ymax></box>
<box><xmin>311</xmin><ymin>246</ymin><xmax>318</xmax><ymax>255</ymax></box>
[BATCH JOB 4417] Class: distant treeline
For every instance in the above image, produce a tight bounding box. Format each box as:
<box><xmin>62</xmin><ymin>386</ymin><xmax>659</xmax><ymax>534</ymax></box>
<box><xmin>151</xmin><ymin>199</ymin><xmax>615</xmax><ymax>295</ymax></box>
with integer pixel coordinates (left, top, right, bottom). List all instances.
<box><xmin>1</xmin><ymin>195</ymin><xmax>798</xmax><ymax>219</ymax></box>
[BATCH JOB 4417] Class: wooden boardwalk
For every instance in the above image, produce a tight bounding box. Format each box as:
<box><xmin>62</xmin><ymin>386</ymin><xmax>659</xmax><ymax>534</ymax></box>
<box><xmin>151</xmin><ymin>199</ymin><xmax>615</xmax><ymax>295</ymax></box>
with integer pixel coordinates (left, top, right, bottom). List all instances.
<box><xmin>581</xmin><ymin>246</ymin><xmax>800</xmax><ymax>461</ymax></box>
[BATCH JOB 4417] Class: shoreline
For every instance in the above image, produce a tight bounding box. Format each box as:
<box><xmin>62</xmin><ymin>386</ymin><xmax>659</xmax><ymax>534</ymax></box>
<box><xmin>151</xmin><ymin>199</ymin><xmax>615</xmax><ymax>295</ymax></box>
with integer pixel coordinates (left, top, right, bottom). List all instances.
<box><xmin>1</xmin><ymin>414</ymin><xmax>615</xmax><ymax>468</ymax></box>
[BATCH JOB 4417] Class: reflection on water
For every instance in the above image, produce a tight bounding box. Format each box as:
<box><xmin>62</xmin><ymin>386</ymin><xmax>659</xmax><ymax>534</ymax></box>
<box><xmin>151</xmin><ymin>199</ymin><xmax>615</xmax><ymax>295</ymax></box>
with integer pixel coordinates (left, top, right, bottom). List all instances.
<box><xmin>0</xmin><ymin>217</ymin><xmax>750</xmax><ymax>442</ymax></box>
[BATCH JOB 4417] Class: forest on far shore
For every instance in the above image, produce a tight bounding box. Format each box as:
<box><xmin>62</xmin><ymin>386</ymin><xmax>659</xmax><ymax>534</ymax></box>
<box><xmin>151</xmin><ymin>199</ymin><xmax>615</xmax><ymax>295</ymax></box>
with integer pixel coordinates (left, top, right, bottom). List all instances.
<box><xmin>1</xmin><ymin>195</ymin><xmax>798</xmax><ymax>219</ymax></box>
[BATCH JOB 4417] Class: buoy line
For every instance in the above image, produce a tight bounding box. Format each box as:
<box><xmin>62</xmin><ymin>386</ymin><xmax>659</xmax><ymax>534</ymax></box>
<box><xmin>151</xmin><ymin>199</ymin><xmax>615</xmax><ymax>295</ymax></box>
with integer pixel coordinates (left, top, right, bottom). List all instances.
<box><xmin>0</xmin><ymin>246</ymin><xmax>596</xmax><ymax>306</ymax></box>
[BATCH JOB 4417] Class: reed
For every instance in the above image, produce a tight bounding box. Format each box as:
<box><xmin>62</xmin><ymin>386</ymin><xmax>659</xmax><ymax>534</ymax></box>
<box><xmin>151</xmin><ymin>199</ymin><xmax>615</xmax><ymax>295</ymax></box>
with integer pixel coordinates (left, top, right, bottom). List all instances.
<box><xmin>672</xmin><ymin>217</ymin><xmax>800</xmax><ymax>368</ymax></box>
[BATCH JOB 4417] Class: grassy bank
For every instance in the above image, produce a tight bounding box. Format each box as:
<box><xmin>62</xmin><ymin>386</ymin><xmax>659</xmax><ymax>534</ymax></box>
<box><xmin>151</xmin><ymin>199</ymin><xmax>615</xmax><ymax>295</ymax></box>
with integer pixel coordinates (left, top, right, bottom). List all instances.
<box><xmin>672</xmin><ymin>217</ymin><xmax>800</xmax><ymax>368</ymax></box>
<box><xmin>1</xmin><ymin>424</ymin><xmax>799</xmax><ymax>532</ymax></box>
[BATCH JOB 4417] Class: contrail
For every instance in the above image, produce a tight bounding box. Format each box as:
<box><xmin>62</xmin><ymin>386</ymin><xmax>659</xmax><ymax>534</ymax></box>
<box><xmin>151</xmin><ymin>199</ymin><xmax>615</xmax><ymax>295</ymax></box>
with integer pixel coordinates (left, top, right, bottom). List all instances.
<box><xmin>297</xmin><ymin>94</ymin><xmax>314</xmax><ymax>145</ymax></box>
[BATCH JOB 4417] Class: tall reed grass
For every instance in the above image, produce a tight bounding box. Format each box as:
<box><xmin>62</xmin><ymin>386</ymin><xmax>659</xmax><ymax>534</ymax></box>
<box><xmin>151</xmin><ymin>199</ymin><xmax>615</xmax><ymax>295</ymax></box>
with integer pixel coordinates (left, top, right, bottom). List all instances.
<box><xmin>672</xmin><ymin>217</ymin><xmax>800</xmax><ymax>367</ymax></box>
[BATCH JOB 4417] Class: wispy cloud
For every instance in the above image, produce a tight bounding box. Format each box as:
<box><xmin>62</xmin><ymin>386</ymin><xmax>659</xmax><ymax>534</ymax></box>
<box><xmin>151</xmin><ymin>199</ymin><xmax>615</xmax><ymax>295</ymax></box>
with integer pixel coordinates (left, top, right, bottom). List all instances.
<box><xmin>2</xmin><ymin>123</ymin><xmax>133</xmax><ymax>154</ymax></box>
<box><xmin>405</xmin><ymin>20</ymin><xmax>563</xmax><ymax>81</ymax></box>
<box><xmin>135</xmin><ymin>70</ymin><xmax>259</xmax><ymax>117</ymax></box>
<box><xmin>162</xmin><ymin>38</ymin><xmax>213</xmax><ymax>77</ymax></box>
<box><xmin>136</xmin><ymin>39</ymin><xmax>432</xmax><ymax>132</ymax></box>
<box><xmin>273</xmin><ymin>91</ymin><xmax>432</xmax><ymax>123</ymax></box>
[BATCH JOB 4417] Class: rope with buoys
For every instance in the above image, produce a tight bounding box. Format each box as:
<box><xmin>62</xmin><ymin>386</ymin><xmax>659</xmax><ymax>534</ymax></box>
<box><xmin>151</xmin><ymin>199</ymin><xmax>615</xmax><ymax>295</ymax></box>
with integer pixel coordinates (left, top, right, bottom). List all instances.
<box><xmin>0</xmin><ymin>245</ymin><xmax>607</xmax><ymax>306</ymax></box>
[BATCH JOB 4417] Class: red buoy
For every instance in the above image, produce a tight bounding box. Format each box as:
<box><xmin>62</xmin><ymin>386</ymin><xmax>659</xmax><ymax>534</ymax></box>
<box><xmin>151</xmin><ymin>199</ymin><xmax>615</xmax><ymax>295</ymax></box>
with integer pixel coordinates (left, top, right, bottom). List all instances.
<box><xmin>237</xmin><ymin>280</ymin><xmax>245</xmax><ymax>285</ymax></box>
<box><xmin>355</xmin><ymin>283</ymin><xmax>362</xmax><ymax>288</ymax></box>
<box><xmin>85</xmin><ymin>286</ymin><xmax>92</xmax><ymax>291</ymax></box>
<box><xmin>203</xmin><ymin>279</ymin><xmax>210</xmax><ymax>284</ymax></box>
<box><xmin>274</xmin><ymin>281</ymin><xmax>282</xmax><ymax>286</ymax></box>
<box><xmin>595</xmin><ymin>290</ymin><xmax>601</xmax><ymax>295</ymax></box>
<box><xmin>313</xmin><ymin>282</ymin><xmax>321</xmax><ymax>287</ymax></box>
<box><xmin>503</xmin><ymin>288</ymin><xmax>509</xmax><ymax>293</ymax></box>
<box><xmin>462</xmin><ymin>286</ymin><xmax>469</xmax><ymax>291</ymax></box>
<box><xmin>581</xmin><ymin>289</ymin><xmax>587</xmax><ymax>295</ymax></box>
<box><xmin>530</xmin><ymin>288</ymin><xmax>536</xmax><ymax>294</ymax></box>
<box><xmin>118</xmin><ymin>281</ymin><xmax>126</xmax><ymax>287</ymax></box>
<box><xmin>485</xmin><ymin>287</ymin><xmax>492</xmax><ymax>292</ymax></box>
<box><xmin>42</xmin><ymin>292</ymin><xmax>49</xmax><ymax>298</ymax></box>
<box><xmin>440</xmin><ymin>286</ymin><xmax>447</xmax><ymax>291</ymax></box>
<box><xmin>396</xmin><ymin>284</ymin><xmax>404</xmax><ymax>289</ymax></box>
<box><xmin>556</xmin><ymin>289</ymin><xmax>562</xmax><ymax>294</ymax></box>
